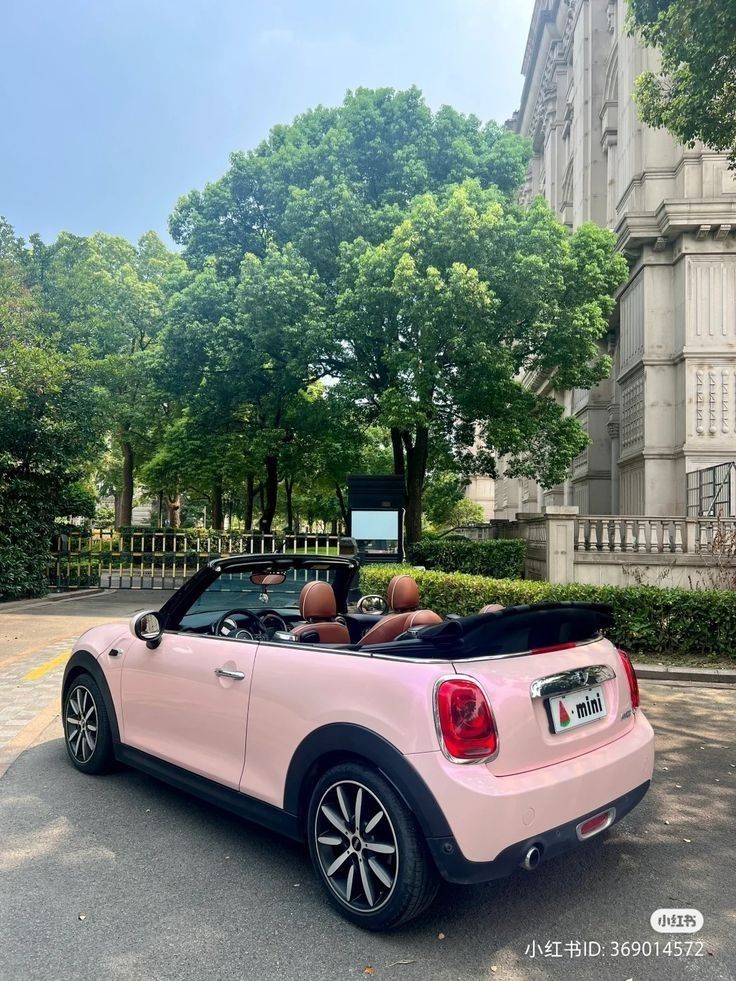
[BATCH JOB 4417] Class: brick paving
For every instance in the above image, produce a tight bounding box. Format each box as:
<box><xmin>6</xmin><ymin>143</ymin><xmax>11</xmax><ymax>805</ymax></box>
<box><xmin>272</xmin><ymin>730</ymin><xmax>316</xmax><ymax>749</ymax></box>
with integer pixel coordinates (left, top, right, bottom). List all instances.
<box><xmin>0</xmin><ymin>589</ymin><xmax>170</xmax><ymax>757</ymax></box>
<box><xmin>0</xmin><ymin>637</ymin><xmax>76</xmax><ymax>750</ymax></box>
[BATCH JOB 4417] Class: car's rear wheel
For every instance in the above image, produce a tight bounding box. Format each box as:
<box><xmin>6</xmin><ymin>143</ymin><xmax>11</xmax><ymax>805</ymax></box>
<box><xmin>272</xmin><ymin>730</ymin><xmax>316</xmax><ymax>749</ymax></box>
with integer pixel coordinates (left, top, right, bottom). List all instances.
<box><xmin>307</xmin><ymin>762</ymin><xmax>439</xmax><ymax>929</ymax></box>
<box><xmin>63</xmin><ymin>673</ymin><xmax>115</xmax><ymax>774</ymax></box>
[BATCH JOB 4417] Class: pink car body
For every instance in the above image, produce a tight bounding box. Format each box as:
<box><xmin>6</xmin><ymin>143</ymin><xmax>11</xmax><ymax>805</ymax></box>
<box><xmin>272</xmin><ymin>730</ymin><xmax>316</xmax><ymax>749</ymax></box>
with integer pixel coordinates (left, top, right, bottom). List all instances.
<box><xmin>62</xmin><ymin>554</ymin><xmax>654</xmax><ymax>928</ymax></box>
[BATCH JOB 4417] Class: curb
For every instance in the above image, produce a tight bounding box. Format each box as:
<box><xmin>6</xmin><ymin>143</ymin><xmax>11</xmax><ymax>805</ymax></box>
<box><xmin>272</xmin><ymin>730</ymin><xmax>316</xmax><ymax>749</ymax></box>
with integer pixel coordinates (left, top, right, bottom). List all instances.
<box><xmin>0</xmin><ymin>588</ymin><xmax>105</xmax><ymax>612</ymax></box>
<box><xmin>634</xmin><ymin>663</ymin><xmax>736</xmax><ymax>685</ymax></box>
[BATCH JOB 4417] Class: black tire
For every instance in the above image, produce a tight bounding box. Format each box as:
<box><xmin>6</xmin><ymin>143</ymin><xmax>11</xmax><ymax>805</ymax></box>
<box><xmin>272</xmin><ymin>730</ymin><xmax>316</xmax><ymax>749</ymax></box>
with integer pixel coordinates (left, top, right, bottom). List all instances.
<box><xmin>307</xmin><ymin>762</ymin><xmax>439</xmax><ymax>930</ymax></box>
<box><xmin>63</xmin><ymin>673</ymin><xmax>115</xmax><ymax>775</ymax></box>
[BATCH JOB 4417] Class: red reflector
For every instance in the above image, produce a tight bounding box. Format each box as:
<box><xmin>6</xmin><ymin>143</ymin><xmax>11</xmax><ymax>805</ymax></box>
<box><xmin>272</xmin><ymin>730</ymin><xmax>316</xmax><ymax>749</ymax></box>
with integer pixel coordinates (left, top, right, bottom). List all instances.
<box><xmin>530</xmin><ymin>641</ymin><xmax>577</xmax><ymax>655</ymax></box>
<box><xmin>576</xmin><ymin>807</ymin><xmax>615</xmax><ymax>840</ymax></box>
<box><xmin>617</xmin><ymin>648</ymin><xmax>640</xmax><ymax>709</ymax></box>
<box><xmin>435</xmin><ymin>678</ymin><xmax>498</xmax><ymax>762</ymax></box>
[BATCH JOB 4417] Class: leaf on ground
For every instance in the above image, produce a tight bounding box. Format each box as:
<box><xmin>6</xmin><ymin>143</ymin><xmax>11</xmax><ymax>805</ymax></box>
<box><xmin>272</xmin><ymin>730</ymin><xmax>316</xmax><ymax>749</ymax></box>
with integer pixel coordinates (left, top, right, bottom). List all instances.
<box><xmin>363</xmin><ymin>968</ymin><xmax>375</xmax><ymax>976</ymax></box>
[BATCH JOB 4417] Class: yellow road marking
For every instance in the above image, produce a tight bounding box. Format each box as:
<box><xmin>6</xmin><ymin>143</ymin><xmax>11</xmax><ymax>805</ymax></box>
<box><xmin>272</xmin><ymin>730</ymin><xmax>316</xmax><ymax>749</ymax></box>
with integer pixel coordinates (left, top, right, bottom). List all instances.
<box><xmin>22</xmin><ymin>650</ymin><xmax>71</xmax><ymax>682</ymax></box>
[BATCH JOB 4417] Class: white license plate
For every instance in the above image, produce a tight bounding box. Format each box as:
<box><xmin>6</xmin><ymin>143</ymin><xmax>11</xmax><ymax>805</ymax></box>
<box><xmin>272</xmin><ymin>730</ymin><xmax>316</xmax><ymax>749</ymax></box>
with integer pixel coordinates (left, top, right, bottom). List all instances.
<box><xmin>549</xmin><ymin>685</ymin><xmax>607</xmax><ymax>733</ymax></box>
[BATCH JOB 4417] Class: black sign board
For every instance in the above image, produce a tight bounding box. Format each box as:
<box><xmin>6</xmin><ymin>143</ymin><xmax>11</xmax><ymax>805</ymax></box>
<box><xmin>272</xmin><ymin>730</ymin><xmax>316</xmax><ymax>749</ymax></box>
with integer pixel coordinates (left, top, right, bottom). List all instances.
<box><xmin>347</xmin><ymin>475</ymin><xmax>405</xmax><ymax>564</ymax></box>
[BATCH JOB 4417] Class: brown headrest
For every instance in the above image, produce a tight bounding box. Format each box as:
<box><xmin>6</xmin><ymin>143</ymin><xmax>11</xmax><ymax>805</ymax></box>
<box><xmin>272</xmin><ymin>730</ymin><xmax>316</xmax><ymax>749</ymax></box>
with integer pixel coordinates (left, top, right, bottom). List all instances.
<box><xmin>299</xmin><ymin>580</ymin><xmax>337</xmax><ymax>620</ymax></box>
<box><xmin>404</xmin><ymin>610</ymin><xmax>443</xmax><ymax>629</ymax></box>
<box><xmin>480</xmin><ymin>603</ymin><xmax>505</xmax><ymax>615</ymax></box>
<box><xmin>386</xmin><ymin>574</ymin><xmax>420</xmax><ymax>612</ymax></box>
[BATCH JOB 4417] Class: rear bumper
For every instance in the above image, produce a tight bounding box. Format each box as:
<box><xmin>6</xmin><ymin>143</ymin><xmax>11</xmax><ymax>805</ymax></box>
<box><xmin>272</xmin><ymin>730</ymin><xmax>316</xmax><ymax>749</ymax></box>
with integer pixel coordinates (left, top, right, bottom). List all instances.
<box><xmin>427</xmin><ymin>779</ymin><xmax>650</xmax><ymax>884</ymax></box>
<box><xmin>408</xmin><ymin>709</ymin><xmax>654</xmax><ymax>872</ymax></box>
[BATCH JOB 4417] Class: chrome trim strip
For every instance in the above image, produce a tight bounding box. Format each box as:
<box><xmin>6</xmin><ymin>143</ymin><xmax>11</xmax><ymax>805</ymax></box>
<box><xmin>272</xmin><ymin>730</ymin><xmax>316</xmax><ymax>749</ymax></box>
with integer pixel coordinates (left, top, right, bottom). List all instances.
<box><xmin>530</xmin><ymin>664</ymin><xmax>616</xmax><ymax>700</ymax></box>
<box><xmin>576</xmin><ymin>806</ymin><xmax>616</xmax><ymax>841</ymax></box>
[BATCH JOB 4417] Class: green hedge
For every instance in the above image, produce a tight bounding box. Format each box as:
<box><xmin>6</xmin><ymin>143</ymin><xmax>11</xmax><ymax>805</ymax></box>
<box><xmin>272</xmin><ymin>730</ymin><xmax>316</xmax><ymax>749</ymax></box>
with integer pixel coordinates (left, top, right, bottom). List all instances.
<box><xmin>406</xmin><ymin>536</ymin><xmax>526</xmax><ymax>579</ymax></box>
<box><xmin>0</xmin><ymin>480</ymin><xmax>54</xmax><ymax>602</ymax></box>
<box><xmin>359</xmin><ymin>565</ymin><xmax>736</xmax><ymax>659</ymax></box>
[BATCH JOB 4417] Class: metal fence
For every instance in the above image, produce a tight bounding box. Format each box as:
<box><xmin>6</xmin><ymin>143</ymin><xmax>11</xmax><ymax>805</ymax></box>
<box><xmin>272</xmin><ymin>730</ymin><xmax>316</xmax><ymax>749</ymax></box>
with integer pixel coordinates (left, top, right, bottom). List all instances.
<box><xmin>686</xmin><ymin>462</ymin><xmax>736</xmax><ymax>516</ymax></box>
<box><xmin>49</xmin><ymin>530</ymin><xmax>343</xmax><ymax>590</ymax></box>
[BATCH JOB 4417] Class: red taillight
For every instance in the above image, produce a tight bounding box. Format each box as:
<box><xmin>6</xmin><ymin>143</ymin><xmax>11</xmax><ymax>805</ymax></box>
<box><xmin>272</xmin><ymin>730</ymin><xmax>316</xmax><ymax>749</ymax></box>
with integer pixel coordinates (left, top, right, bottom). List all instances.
<box><xmin>617</xmin><ymin>648</ymin><xmax>640</xmax><ymax>709</ymax></box>
<box><xmin>435</xmin><ymin>678</ymin><xmax>498</xmax><ymax>762</ymax></box>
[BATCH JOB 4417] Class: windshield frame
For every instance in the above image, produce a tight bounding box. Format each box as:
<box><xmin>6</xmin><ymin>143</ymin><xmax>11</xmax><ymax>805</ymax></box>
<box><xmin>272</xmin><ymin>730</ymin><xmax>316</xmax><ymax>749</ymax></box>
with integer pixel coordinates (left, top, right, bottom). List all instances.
<box><xmin>159</xmin><ymin>553</ymin><xmax>360</xmax><ymax>630</ymax></box>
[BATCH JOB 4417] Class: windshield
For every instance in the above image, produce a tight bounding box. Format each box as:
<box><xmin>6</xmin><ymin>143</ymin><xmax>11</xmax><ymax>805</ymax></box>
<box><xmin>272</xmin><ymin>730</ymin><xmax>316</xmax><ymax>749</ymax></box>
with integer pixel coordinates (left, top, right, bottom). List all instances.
<box><xmin>185</xmin><ymin>568</ymin><xmax>338</xmax><ymax>614</ymax></box>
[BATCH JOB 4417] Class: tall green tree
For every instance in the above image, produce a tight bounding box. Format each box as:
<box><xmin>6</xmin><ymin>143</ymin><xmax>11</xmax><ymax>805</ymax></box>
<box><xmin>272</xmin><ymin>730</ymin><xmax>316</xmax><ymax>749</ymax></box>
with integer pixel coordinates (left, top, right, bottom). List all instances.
<box><xmin>629</xmin><ymin>0</ymin><xmax>736</xmax><ymax>165</ymax></box>
<box><xmin>159</xmin><ymin>244</ymin><xmax>327</xmax><ymax>532</ymax></box>
<box><xmin>169</xmin><ymin>87</ymin><xmax>531</xmax><ymax>280</ymax></box>
<box><xmin>331</xmin><ymin>182</ymin><xmax>628</xmax><ymax>542</ymax></box>
<box><xmin>0</xmin><ymin>219</ymin><xmax>102</xmax><ymax>597</ymax></box>
<box><xmin>28</xmin><ymin>231</ymin><xmax>187</xmax><ymax>525</ymax></box>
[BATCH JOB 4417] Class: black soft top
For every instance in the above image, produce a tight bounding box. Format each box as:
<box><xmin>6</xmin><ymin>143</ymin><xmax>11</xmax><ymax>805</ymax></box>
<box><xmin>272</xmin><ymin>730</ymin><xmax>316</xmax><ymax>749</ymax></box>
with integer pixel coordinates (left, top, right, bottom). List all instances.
<box><xmin>366</xmin><ymin>602</ymin><xmax>613</xmax><ymax>660</ymax></box>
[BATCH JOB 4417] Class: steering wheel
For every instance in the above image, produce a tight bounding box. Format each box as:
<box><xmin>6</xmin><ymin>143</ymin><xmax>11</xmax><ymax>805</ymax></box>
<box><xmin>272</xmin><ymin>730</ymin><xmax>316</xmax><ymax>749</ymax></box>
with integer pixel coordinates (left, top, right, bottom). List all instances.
<box><xmin>213</xmin><ymin>609</ymin><xmax>268</xmax><ymax>640</ymax></box>
<box><xmin>258</xmin><ymin>611</ymin><xmax>289</xmax><ymax>635</ymax></box>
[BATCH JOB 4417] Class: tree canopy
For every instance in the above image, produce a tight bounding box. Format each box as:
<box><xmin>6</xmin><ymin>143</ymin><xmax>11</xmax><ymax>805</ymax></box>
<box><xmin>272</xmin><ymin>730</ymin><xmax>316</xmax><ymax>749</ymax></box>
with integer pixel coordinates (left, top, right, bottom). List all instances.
<box><xmin>330</xmin><ymin>181</ymin><xmax>627</xmax><ymax>540</ymax></box>
<box><xmin>2</xmin><ymin>85</ymin><xmax>631</xmax><ymax>600</ymax></box>
<box><xmin>629</xmin><ymin>0</ymin><xmax>736</xmax><ymax>165</ymax></box>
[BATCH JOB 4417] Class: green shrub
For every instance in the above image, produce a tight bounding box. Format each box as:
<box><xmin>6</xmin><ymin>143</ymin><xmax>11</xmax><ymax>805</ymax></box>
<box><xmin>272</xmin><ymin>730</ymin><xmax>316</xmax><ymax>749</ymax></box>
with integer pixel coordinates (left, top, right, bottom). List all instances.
<box><xmin>359</xmin><ymin>565</ymin><xmax>736</xmax><ymax>659</ymax></box>
<box><xmin>0</xmin><ymin>480</ymin><xmax>54</xmax><ymax>602</ymax></box>
<box><xmin>406</xmin><ymin>536</ymin><xmax>526</xmax><ymax>579</ymax></box>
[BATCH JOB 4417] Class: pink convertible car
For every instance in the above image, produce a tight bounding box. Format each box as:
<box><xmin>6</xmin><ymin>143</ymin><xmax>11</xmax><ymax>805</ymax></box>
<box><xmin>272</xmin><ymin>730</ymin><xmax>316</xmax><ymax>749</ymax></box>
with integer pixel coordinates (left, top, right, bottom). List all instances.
<box><xmin>62</xmin><ymin>554</ymin><xmax>654</xmax><ymax>929</ymax></box>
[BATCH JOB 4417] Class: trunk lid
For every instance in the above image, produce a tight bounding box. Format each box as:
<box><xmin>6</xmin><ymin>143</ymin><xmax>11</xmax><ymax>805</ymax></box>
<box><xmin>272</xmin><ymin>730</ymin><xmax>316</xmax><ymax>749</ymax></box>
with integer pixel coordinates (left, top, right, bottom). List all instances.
<box><xmin>456</xmin><ymin>637</ymin><xmax>635</xmax><ymax>776</ymax></box>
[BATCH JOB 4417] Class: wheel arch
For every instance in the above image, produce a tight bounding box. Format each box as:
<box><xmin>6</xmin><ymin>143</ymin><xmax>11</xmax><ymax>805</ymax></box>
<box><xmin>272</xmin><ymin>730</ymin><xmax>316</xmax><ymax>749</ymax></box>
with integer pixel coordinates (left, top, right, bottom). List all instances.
<box><xmin>283</xmin><ymin>723</ymin><xmax>452</xmax><ymax>840</ymax></box>
<box><xmin>62</xmin><ymin>650</ymin><xmax>120</xmax><ymax>744</ymax></box>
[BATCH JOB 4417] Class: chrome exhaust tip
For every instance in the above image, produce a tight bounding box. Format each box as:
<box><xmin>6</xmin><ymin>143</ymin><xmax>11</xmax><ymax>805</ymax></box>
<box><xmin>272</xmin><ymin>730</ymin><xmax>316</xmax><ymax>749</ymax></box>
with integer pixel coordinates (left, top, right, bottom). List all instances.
<box><xmin>520</xmin><ymin>845</ymin><xmax>542</xmax><ymax>871</ymax></box>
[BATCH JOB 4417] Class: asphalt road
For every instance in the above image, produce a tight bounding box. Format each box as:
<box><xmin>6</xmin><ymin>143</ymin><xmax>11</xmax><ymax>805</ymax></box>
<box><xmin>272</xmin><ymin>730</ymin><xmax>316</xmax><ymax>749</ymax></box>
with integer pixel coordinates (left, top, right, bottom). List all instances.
<box><xmin>0</xmin><ymin>678</ymin><xmax>734</xmax><ymax>981</ymax></box>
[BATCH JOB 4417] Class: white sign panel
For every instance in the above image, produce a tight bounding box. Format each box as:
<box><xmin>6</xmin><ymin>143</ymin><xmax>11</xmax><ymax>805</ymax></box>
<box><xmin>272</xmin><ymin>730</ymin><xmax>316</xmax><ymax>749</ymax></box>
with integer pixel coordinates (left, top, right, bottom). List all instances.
<box><xmin>351</xmin><ymin>510</ymin><xmax>400</xmax><ymax>541</ymax></box>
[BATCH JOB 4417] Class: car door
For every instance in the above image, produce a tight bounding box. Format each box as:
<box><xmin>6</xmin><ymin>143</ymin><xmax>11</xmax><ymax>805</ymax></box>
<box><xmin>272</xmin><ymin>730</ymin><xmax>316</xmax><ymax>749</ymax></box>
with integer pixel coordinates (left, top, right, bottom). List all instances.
<box><xmin>120</xmin><ymin>632</ymin><xmax>256</xmax><ymax>790</ymax></box>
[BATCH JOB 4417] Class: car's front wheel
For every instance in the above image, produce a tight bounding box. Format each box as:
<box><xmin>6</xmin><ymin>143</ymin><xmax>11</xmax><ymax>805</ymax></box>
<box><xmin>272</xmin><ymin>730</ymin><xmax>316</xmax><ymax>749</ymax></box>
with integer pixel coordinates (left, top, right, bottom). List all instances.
<box><xmin>307</xmin><ymin>763</ymin><xmax>439</xmax><ymax>929</ymax></box>
<box><xmin>63</xmin><ymin>673</ymin><xmax>115</xmax><ymax>774</ymax></box>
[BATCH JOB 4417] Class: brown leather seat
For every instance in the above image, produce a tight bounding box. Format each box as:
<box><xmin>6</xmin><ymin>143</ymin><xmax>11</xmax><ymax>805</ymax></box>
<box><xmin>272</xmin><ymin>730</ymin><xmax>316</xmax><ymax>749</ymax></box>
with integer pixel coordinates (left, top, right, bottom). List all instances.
<box><xmin>357</xmin><ymin>574</ymin><xmax>441</xmax><ymax>646</ymax></box>
<box><xmin>480</xmin><ymin>603</ymin><xmax>505</xmax><ymax>614</ymax></box>
<box><xmin>386</xmin><ymin>574</ymin><xmax>421</xmax><ymax>613</ymax></box>
<box><xmin>291</xmin><ymin>581</ymin><xmax>351</xmax><ymax>644</ymax></box>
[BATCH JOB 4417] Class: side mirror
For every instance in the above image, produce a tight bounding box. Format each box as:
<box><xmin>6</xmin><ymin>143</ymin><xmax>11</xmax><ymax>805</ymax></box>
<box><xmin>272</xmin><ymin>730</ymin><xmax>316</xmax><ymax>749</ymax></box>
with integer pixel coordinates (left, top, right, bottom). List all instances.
<box><xmin>356</xmin><ymin>594</ymin><xmax>389</xmax><ymax>615</ymax></box>
<box><xmin>131</xmin><ymin>610</ymin><xmax>163</xmax><ymax>649</ymax></box>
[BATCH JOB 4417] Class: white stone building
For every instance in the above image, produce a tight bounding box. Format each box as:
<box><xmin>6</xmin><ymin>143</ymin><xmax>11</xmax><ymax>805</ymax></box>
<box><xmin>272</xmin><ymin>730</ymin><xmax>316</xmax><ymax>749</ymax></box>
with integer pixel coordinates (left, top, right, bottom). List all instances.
<box><xmin>491</xmin><ymin>0</ymin><xmax>736</xmax><ymax>521</ymax></box>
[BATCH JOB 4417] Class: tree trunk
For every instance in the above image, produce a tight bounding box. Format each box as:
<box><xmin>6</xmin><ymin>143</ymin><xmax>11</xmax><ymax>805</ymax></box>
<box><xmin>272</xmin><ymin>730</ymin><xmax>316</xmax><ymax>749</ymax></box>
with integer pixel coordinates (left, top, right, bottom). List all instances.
<box><xmin>211</xmin><ymin>478</ymin><xmax>223</xmax><ymax>530</ymax></box>
<box><xmin>260</xmin><ymin>455</ymin><xmax>279</xmax><ymax>533</ymax></box>
<box><xmin>284</xmin><ymin>477</ymin><xmax>294</xmax><ymax>532</ymax></box>
<box><xmin>390</xmin><ymin>427</ymin><xmax>405</xmax><ymax>475</ymax></box>
<box><xmin>119</xmin><ymin>441</ymin><xmax>134</xmax><ymax>528</ymax></box>
<box><xmin>244</xmin><ymin>475</ymin><xmax>254</xmax><ymax>531</ymax></box>
<box><xmin>403</xmin><ymin>427</ymin><xmax>428</xmax><ymax>545</ymax></box>
<box><xmin>335</xmin><ymin>483</ymin><xmax>348</xmax><ymax>524</ymax></box>
<box><xmin>167</xmin><ymin>493</ymin><xmax>181</xmax><ymax>528</ymax></box>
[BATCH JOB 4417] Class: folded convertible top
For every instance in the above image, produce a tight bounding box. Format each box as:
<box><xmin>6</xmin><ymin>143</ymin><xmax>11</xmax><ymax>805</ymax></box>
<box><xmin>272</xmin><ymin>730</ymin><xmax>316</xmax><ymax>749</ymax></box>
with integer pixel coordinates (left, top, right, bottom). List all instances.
<box><xmin>392</xmin><ymin>602</ymin><xmax>613</xmax><ymax>660</ymax></box>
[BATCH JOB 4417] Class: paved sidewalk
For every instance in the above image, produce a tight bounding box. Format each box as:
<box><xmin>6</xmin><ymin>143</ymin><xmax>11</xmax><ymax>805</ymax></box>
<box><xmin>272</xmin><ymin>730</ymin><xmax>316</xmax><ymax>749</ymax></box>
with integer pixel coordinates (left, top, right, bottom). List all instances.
<box><xmin>0</xmin><ymin>637</ymin><xmax>76</xmax><ymax>749</ymax></box>
<box><xmin>0</xmin><ymin>590</ymin><xmax>172</xmax><ymax>763</ymax></box>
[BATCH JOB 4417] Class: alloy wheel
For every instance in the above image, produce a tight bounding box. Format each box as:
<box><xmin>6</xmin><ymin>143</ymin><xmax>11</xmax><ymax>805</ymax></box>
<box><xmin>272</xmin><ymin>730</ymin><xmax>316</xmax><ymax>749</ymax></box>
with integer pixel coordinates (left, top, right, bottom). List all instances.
<box><xmin>313</xmin><ymin>780</ymin><xmax>399</xmax><ymax>912</ymax></box>
<box><xmin>65</xmin><ymin>685</ymin><xmax>98</xmax><ymax>764</ymax></box>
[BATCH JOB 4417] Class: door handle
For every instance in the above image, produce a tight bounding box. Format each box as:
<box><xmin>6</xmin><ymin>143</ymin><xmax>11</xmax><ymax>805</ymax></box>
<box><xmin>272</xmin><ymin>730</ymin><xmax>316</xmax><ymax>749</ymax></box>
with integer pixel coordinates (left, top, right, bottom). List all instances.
<box><xmin>215</xmin><ymin>668</ymin><xmax>245</xmax><ymax>680</ymax></box>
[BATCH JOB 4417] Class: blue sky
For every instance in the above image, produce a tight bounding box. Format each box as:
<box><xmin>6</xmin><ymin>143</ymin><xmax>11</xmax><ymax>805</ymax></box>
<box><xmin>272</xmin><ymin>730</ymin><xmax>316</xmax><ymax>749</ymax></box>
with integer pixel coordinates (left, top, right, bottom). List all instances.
<box><xmin>1</xmin><ymin>0</ymin><xmax>536</xmax><ymax>245</ymax></box>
